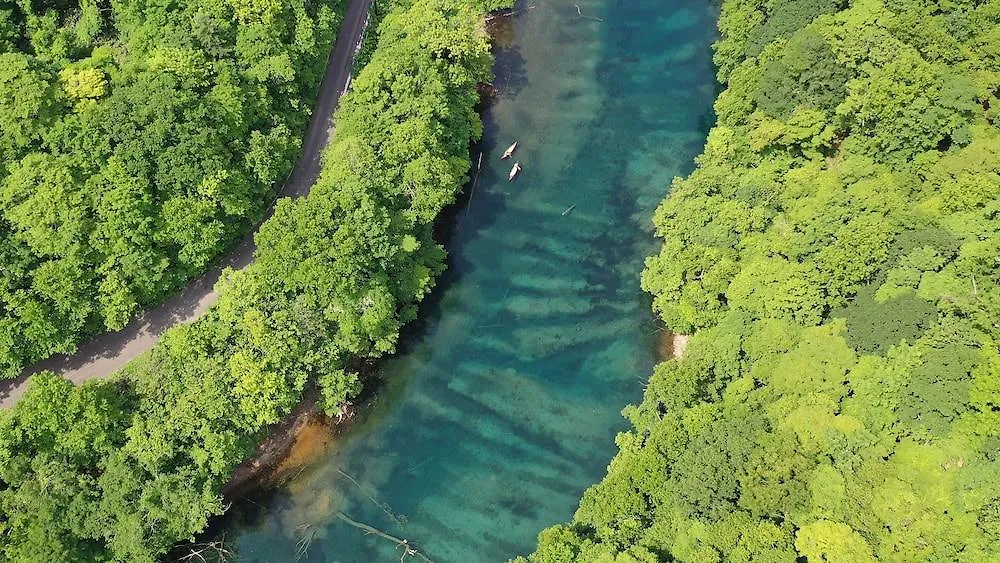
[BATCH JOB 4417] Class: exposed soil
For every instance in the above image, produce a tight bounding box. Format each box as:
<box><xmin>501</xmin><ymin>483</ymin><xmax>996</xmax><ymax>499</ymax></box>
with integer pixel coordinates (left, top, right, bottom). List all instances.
<box><xmin>222</xmin><ymin>388</ymin><xmax>355</xmax><ymax>500</ymax></box>
<box><xmin>657</xmin><ymin>331</ymin><xmax>691</xmax><ymax>360</ymax></box>
<box><xmin>221</xmin><ymin>7</ymin><xmax>544</xmax><ymax>502</ymax></box>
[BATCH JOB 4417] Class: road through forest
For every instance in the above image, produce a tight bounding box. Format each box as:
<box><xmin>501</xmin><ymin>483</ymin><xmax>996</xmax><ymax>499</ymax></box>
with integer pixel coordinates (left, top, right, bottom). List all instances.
<box><xmin>0</xmin><ymin>0</ymin><xmax>374</xmax><ymax>408</ymax></box>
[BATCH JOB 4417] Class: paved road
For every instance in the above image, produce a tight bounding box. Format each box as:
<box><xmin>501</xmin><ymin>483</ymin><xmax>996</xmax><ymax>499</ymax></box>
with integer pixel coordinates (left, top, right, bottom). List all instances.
<box><xmin>0</xmin><ymin>0</ymin><xmax>374</xmax><ymax>409</ymax></box>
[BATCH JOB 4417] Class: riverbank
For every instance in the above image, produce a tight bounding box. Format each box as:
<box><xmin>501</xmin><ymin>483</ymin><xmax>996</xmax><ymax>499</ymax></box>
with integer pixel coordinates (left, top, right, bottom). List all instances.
<box><xmin>217</xmin><ymin>6</ymin><xmax>526</xmax><ymax>500</ymax></box>
<box><xmin>0</xmin><ymin>2</ymin><xmax>498</xmax><ymax>561</ymax></box>
<box><xmin>222</xmin><ymin>388</ymin><xmax>335</xmax><ymax>499</ymax></box>
<box><xmin>209</xmin><ymin>0</ymin><xmax>720</xmax><ymax>559</ymax></box>
<box><xmin>658</xmin><ymin>331</ymin><xmax>691</xmax><ymax>360</ymax></box>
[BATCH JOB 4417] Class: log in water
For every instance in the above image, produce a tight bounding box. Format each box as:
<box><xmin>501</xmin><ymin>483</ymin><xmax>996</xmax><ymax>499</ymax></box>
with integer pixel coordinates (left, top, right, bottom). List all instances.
<box><xmin>214</xmin><ymin>0</ymin><xmax>718</xmax><ymax>560</ymax></box>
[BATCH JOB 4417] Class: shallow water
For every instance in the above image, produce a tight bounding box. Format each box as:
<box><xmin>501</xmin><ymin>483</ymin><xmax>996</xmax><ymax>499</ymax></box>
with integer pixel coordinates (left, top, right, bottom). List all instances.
<box><xmin>217</xmin><ymin>0</ymin><xmax>717</xmax><ymax>560</ymax></box>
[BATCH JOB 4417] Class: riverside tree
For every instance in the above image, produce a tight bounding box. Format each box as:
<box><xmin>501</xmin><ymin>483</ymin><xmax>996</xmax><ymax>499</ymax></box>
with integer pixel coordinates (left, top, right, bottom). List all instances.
<box><xmin>521</xmin><ymin>0</ymin><xmax>1000</xmax><ymax>560</ymax></box>
<box><xmin>0</xmin><ymin>0</ymin><xmax>504</xmax><ymax>560</ymax></box>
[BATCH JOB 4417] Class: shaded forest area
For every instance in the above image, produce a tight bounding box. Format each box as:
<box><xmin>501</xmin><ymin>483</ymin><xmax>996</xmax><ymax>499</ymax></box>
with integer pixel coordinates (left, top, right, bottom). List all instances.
<box><xmin>523</xmin><ymin>0</ymin><xmax>1000</xmax><ymax>560</ymax></box>
<box><xmin>0</xmin><ymin>0</ymin><xmax>343</xmax><ymax>377</ymax></box>
<box><xmin>0</xmin><ymin>0</ymin><xmax>505</xmax><ymax>560</ymax></box>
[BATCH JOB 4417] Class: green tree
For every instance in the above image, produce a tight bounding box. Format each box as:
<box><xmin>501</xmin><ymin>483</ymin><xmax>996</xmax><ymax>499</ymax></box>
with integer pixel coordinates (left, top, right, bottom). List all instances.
<box><xmin>525</xmin><ymin>0</ymin><xmax>1000</xmax><ymax>560</ymax></box>
<box><xmin>0</xmin><ymin>52</ymin><xmax>61</xmax><ymax>162</ymax></box>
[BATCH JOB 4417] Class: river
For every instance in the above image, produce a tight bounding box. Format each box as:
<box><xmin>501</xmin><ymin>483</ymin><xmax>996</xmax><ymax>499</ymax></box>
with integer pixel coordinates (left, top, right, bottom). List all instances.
<box><xmin>213</xmin><ymin>0</ymin><xmax>717</xmax><ymax>560</ymax></box>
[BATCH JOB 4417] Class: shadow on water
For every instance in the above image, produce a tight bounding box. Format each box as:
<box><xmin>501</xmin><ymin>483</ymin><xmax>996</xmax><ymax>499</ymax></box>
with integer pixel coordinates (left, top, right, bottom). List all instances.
<box><xmin>203</xmin><ymin>0</ymin><xmax>721</xmax><ymax>561</ymax></box>
<box><xmin>394</xmin><ymin>58</ymin><xmax>525</xmax><ymax>356</ymax></box>
<box><xmin>195</xmin><ymin>42</ymin><xmax>532</xmax><ymax>549</ymax></box>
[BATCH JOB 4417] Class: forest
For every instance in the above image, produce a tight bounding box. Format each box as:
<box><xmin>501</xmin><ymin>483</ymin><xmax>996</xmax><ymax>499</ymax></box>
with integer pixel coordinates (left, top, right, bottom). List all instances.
<box><xmin>0</xmin><ymin>0</ymin><xmax>500</xmax><ymax>560</ymax></box>
<box><xmin>522</xmin><ymin>0</ymin><xmax>1000</xmax><ymax>561</ymax></box>
<box><xmin>0</xmin><ymin>0</ymin><xmax>345</xmax><ymax>377</ymax></box>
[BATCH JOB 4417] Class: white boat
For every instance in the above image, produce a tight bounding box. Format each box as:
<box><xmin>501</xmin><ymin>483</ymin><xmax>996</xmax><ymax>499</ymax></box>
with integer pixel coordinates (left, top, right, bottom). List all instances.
<box><xmin>501</xmin><ymin>141</ymin><xmax>518</xmax><ymax>160</ymax></box>
<box><xmin>508</xmin><ymin>162</ymin><xmax>522</xmax><ymax>181</ymax></box>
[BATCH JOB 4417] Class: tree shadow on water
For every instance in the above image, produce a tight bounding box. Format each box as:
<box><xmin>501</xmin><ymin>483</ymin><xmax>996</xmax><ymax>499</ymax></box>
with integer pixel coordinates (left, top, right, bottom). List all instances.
<box><xmin>491</xmin><ymin>43</ymin><xmax>529</xmax><ymax>99</ymax></box>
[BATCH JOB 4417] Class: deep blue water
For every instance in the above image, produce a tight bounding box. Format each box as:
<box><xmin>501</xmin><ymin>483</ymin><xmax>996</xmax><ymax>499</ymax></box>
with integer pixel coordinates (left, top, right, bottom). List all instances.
<box><xmin>217</xmin><ymin>0</ymin><xmax>717</xmax><ymax>560</ymax></box>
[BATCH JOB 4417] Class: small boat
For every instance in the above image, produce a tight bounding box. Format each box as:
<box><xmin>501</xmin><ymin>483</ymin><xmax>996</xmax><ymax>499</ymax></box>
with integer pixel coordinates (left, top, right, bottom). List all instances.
<box><xmin>508</xmin><ymin>162</ymin><xmax>522</xmax><ymax>182</ymax></box>
<box><xmin>501</xmin><ymin>141</ymin><xmax>518</xmax><ymax>160</ymax></box>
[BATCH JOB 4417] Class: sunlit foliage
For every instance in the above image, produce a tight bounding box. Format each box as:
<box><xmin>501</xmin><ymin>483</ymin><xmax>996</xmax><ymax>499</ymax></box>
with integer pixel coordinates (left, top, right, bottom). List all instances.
<box><xmin>523</xmin><ymin>0</ymin><xmax>1000</xmax><ymax>560</ymax></box>
<box><xmin>0</xmin><ymin>0</ymin><xmax>503</xmax><ymax>560</ymax></box>
<box><xmin>0</xmin><ymin>0</ymin><xmax>343</xmax><ymax>377</ymax></box>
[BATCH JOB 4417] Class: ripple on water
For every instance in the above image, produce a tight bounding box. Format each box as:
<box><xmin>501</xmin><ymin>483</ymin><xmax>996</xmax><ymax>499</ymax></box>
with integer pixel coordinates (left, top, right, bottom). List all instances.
<box><xmin>214</xmin><ymin>0</ymin><xmax>719</xmax><ymax>560</ymax></box>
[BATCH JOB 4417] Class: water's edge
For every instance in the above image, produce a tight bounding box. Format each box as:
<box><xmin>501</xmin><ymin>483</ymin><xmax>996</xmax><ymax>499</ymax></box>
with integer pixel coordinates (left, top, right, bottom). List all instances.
<box><xmin>210</xmin><ymin>1</ymin><xmax>719</xmax><ymax>560</ymax></box>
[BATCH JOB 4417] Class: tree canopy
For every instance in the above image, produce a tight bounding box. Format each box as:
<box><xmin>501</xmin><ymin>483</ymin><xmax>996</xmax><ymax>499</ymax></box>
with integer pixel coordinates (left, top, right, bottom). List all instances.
<box><xmin>0</xmin><ymin>0</ymin><xmax>343</xmax><ymax>377</ymax></box>
<box><xmin>0</xmin><ymin>0</ymin><xmax>503</xmax><ymax>560</ymax></box>
<box><xmin>522</xmin><ymin>0</ymin><xmax>1000</xmax><ymax>560</ymax></box>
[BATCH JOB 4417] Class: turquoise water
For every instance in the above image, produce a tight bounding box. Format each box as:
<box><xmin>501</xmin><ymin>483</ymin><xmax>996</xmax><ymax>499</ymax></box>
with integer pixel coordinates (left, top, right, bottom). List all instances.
<box><xmin>216</xmin><ymin>0</ymin><xmax>717</xmax><ymax>560</ymax></box>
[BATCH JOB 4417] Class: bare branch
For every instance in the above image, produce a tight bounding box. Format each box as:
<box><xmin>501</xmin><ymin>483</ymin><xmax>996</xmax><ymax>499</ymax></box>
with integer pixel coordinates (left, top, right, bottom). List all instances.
<box><xmin>177</xmin><ymin>542</ymin><xmax>233</xmax><ymax>563</ymax></box>
<box><xmin>336</xmin><ymin>512</ymin><xmax>434</xmax><ymax>563</ymax></box>
<box><xmin>486</xmin><ymin>5</ymin><xmax>536</xmax><ymax>21</ymax></box>
<box><xmin>295</xmin><ymin>524</ymin><xmax>317</xmax><ymax>561</ymax></box>
<box><xmin>574</xmin><ymin>4</ymin><xmax>603</xmax><ymax>21</ymax></box>
<box><xmin>466</xmin><ymin>152</ymin><xmax>484</xmax><ymax>215</ymax></box>
<box><xmin>336</xmin><ymin>468</ymin><xmax>408</xmax><ymax>527</ymax></box>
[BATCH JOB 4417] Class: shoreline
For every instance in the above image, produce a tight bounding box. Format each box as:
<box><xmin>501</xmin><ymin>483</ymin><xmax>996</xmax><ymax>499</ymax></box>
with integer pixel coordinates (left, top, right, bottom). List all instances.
<box><xmin>658</xmin><ymin>331</ymin><xmax>691</xmax><ymax>360</ymax></box>
<box><xmin>222</xmin><ymin>386</ymin><xmax>340</xmax><ymax>499</ymax></box>
<box><xmin>215</xmin><ymin>9</ymin><xmax>519</xmax><ymax>502</ymax></box>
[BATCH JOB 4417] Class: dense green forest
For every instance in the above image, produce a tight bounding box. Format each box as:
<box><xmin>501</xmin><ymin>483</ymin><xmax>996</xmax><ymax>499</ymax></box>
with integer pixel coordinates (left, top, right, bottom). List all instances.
<box><xmin>0</xmin><ymin>0</ymin><xmax>343</xmax><ymax>377</ymax></box>
<box><xmin>523</xmin><ymin>0</ymin><xmax>1000</xmax><ymax>560</ymax></box>
<box><xmin>0</xmin><ymin>0</ymin><xmax>501</xmax><ymax>560</ymax></box>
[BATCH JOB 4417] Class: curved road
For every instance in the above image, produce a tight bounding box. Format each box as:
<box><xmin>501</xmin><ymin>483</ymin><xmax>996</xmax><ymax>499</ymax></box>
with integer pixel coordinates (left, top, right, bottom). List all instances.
<box><xmin>0</xmin><ymin>0</ymin><xmax>374</xmax><ymax>409</ymax></box>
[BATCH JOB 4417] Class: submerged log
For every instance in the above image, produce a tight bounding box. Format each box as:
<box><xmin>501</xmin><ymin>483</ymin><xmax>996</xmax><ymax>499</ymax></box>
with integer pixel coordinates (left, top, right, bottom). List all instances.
<box><xmin>336</xmin><ymin>512</ymin><xmax>434</xmax><ymax>563</ymax></box>
<box><xmin>486</xmin><ymin>5</ymin><xmax>535</xmax><ymax>21</ymax></box>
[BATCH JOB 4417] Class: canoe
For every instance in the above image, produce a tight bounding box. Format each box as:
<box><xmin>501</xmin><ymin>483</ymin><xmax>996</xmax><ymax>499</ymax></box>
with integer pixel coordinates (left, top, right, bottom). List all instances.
<box><xmin>508</xmin><ymin>162</ymin><xmax>522</xmax><ymax>182</ymax></box>
<box><xmin>501</xmin><ymin>141</ymin><xmax>518</xmax><ymax>160</ymax></box>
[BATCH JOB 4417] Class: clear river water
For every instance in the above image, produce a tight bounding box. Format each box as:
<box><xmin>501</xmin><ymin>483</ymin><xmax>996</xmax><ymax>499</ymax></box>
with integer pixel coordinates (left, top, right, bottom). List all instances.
<box><xmin>214</xmin><ymin>0</ymin><xmax>717</xmax><ymax>560</ymax></box>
